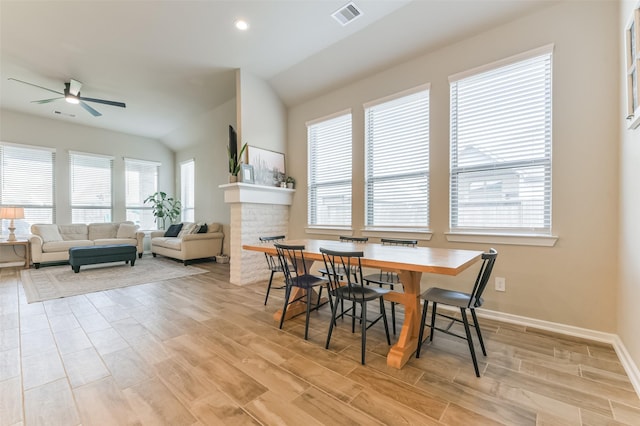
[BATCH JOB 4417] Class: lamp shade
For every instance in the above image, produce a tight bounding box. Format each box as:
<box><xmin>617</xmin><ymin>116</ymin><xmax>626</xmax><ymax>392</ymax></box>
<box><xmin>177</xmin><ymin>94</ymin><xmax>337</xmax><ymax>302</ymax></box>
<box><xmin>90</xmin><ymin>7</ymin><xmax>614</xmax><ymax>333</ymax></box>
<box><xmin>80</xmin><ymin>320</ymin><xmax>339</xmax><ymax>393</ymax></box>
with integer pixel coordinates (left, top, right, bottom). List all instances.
<box><xmin>0</xmin><ymin>207</ymin><xmax>25</xmax><ymax>220</ymax></box>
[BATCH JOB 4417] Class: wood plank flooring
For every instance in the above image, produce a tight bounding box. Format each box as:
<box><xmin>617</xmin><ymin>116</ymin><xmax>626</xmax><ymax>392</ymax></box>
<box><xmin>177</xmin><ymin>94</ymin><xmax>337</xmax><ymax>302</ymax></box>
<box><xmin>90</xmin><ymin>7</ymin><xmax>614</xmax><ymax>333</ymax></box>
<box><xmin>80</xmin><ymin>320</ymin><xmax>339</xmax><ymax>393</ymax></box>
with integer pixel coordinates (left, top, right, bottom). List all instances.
<box><xmin>1</xmin><ymin>259</ymin><xmax>639</xmax><ymax>425</ymax></box>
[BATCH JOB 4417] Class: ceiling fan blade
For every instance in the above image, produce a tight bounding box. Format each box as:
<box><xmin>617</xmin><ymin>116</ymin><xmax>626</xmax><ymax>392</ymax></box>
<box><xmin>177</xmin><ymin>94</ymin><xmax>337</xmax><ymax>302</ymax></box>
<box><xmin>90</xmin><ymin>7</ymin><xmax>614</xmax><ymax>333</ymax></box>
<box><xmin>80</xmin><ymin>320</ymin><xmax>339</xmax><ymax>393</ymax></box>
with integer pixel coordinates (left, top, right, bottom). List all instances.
<box><xmin>8</xmin><ymin>78</ymin><xmax>63</xmax><ymax>95</ymax></box>
<box><xmin>31</xmin><ymin>97</ymin><xmax>63</xmax><ymax>104</ymax></box>
<box><xmin>79</xmin><ymin>101</ymin><xmax>102</xmax><ymax>117</ymax></box>
<box><xmin>69</xmin><ymin>79</ymin><xmax>82</xmax><ymax>96</ymax></box>
<box><xmin>79</xmin><ymin>96</ymin><xmax>126</xmax><ymax>108</ymax></box>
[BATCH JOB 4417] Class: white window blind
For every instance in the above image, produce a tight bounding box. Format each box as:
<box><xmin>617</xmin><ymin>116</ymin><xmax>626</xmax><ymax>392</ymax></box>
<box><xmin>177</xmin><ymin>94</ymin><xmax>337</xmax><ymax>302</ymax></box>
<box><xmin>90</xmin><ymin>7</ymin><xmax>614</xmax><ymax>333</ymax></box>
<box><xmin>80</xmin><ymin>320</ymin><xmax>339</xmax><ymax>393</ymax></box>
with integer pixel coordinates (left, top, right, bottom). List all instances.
<box><xmin>0</xmin><ymin>143</ymin><xmax>55</xmax><ymax>234</ymax></box>
<box><xmin>365</xmin><ymin>87</ymin><xmax>430</xmax><ymax>228</ymax></box>
<box><xmin>450</xmin><ymin>46</ymin><xmax>552</xmax><ymax>235</ymax></box>
<box><xmin>307</xmin><ymin>112</ymin><xmax>352</xmax><ymax>227</ymax></box>
<box><xmin>70</xmin><ymin>152</ymin><xmax>113</xmax><ymax>223</ymax></box>
<box><xmin>181</xmin><ymin>159</ymin><xmax>195</xmax><ymax>222</ymax></box>
<box><xmin>125</xmin><ymin>158</ymin><xmax>159</xmax><ymax>229</ymax></box>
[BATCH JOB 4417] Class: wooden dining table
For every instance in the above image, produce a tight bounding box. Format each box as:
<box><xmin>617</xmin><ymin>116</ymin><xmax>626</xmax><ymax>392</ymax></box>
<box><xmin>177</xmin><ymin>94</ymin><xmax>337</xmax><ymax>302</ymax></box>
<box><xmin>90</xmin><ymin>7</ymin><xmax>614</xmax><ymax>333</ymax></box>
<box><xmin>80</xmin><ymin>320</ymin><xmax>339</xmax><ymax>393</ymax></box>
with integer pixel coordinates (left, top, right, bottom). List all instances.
<box><xmin>243</xmin><ymin>238</ymin><xmax>483</xmax><ymax>369</ymax></box>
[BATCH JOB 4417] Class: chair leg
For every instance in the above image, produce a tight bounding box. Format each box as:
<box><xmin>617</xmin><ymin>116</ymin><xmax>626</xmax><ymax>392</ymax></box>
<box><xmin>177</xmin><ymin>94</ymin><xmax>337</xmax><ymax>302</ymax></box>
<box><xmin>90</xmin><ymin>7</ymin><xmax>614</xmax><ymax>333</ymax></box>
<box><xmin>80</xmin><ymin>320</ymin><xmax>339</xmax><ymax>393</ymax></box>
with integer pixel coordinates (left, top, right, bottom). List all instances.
<box><xmin>380</xmin><ymin>297</ymin><xmax>391</xmax><ymax>345</ymax></box>
<box><xmin>470</xmin><ymin>308</ymin><xmax>487</xmax><ymax>356</ymax></box>
<box><xmin>264</xmin><ymin>270</ymin><xmax>276</xmax><ymax>305</ymax></box>
<box><xmin>351</xmin><ymin>301</ymin><xmax>356</xmax><ymax>333</ymax></box>
<box><xmin>361</xmin><ymin>302</ymin><xmax>367</xmax><ymax>365</ymax></box>
<box><xmin>429</xmin><ymin>302</ymin><xmax>438</xmax><ymax>342</ymax></box>
<box><xmin>326</xmin><ymin>296</ymin><xmax>340</xmax><ymax>349</ymax></box>
<box><xmin>461</xmin><ymin>308</ymin><xmax>480</xmax><ymax>377</ymax></box>
<box><xmin>279</xmin><ymin>285</ymin><xmax>291</xmax><ymax>330</ymax></box>
<box><xmin>391</xmin><ymin>302</ymin><xmax>396</xmax><ymax>335</ymax></box>
<box><xmin>304</xmin><ymin>289</ymin><xmax>312</xmax><ymax>340</ymax></box>
<box><xmin>416</xmin><ymin>300</ymin><xmax>429</xmax><ymax>358</ymax></box>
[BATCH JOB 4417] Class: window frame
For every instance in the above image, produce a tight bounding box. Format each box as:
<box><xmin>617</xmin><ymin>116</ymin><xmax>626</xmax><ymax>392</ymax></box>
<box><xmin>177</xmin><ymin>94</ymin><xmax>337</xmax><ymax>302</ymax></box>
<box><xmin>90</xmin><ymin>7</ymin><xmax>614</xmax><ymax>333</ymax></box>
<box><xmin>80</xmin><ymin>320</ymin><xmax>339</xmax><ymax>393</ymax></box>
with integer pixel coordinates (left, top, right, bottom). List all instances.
<box><xmin>69</xmin><ymin>151</ymin><xmax>114</xmax><ymax>224</ymax></box>
<box><xmin>447</xmin><ymin>45</ymin><xmax>558</xmax><ymax>247</ymax></box>
<box><xmin>364</xmin><ymin>84</ymin><xmax>431</xmax><ymax>232</ymax></box>
<box><xmin>0</xmin><ymin>142</ymin><xmax>56</xmax><ymax>235</ymax></box>
<box><xmin>306</xmin><ymin>110</ymin><xmax>353</xmax><ymax>230</ymax></box>
<box><xmin>626</xmin><ymin>8</ymin><xmax>640</xmax><ymax>129</ymax></box>
<box><xmin>180</xmin><ymin>159</ymin><xmax>195</xmax><ymax>222</ymax></box>
<box><xmin>125</xmin><ymin>157</ymin><xmax>160</xmax><ymax>230</ymax></box>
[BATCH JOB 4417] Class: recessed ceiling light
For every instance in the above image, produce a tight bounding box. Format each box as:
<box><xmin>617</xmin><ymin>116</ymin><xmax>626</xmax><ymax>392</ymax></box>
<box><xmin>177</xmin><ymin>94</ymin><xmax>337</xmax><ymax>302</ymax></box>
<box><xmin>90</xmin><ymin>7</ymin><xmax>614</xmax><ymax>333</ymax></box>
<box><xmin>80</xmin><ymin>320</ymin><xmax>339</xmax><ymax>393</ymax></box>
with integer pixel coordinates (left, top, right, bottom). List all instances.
<box><xmin>235</xmin><ymin>19</ymin><xmax>249</xmax><ymax>31</ymax></box>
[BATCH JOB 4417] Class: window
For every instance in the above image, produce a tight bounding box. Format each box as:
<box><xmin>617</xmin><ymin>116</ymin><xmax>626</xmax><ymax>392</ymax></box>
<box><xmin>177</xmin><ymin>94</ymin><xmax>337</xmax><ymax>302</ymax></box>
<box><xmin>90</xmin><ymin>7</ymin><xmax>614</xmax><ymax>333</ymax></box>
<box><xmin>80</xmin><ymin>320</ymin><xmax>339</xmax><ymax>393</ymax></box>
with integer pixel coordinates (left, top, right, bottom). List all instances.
<box><xmin>125</xmin><ymin>158</ymin><xmax>159</xmax><ymax>229</ymax></box>
<box><xmin>0</xmin><ymin>143</ymin><xmax>55</xmax><ymax>235</ymax></box>
<box><xmin>307</xmin><ymin>112</ymin><xmax>352</xmax><ymax>227</ymax></box>
<box><xmin>181</xmin><ymin>159</ymin><xmax>195</xmax><ymax>222</ymax></box>
<box><xmin>365</xmin><ymin>86</ymin><xmax>430</xmax><ymax>229</ymax></box>
<box><xmin>70</xmin><ymin>152</ymin><xmax>113</xmax><ymax>223</ymax></box>
<box><xmin>626</xmin><ymin>8</ymin><xmax>640</xmax><ymax>129</ymax></box>
<box><xmin>449</xmin><ymin>45</ymin><xmax>552</xmax><ymax>235</ymax></box>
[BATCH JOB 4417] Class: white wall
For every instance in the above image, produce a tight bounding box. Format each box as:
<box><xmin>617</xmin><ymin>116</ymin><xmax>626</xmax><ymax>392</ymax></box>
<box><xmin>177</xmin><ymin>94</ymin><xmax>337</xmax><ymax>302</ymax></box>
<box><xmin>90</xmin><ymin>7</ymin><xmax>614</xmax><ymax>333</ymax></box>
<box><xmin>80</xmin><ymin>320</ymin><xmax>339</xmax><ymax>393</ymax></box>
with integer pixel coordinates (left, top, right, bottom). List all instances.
<box><xmin>287</xmin><ymin>1</ymin><xmax>619</xmax><ymax>332</ymax></box>
<box><xmin>0</xmin><ymin>108</ymin><xmax>174</xmax><ymax>224</ymax></box>
<box><xmin>165</xmin><ymin>99</ymin><xmax>236</xmax><ymax>254</ymax></box>
<box><xmin>237</xmin><ymin>69</ymin><xmax>287</xmax><ymax>162</ymax></box>
<box><xmin>619</xmin><ymin>0</ymin><xmax>640</xmax><ymax>383</ymax></box>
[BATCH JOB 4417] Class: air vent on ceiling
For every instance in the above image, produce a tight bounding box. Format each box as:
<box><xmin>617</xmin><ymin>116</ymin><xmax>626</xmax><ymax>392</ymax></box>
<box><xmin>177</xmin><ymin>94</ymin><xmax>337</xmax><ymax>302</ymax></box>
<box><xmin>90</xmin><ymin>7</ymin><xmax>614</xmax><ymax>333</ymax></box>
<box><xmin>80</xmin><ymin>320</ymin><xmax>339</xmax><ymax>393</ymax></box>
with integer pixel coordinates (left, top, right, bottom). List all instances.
<box><xmin>54</xmin><ymin>110</ymin><xmax>76</xmax><ymax>118</ymax></box>
<box><xmin>332</xmin><ymin>2</ymin><xmax>362</xmax><ymax>26</ymax></box>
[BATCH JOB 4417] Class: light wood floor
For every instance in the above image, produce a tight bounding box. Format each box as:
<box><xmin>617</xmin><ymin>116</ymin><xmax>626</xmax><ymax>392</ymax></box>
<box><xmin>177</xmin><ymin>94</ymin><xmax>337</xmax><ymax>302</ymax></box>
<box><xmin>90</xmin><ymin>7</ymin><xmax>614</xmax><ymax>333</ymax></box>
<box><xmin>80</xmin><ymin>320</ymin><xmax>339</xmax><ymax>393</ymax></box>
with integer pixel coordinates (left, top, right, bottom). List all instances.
<box><xmin>1</xmin><ymin>260</ymin><xmax>639</xmax><ymax>425</ymax></box>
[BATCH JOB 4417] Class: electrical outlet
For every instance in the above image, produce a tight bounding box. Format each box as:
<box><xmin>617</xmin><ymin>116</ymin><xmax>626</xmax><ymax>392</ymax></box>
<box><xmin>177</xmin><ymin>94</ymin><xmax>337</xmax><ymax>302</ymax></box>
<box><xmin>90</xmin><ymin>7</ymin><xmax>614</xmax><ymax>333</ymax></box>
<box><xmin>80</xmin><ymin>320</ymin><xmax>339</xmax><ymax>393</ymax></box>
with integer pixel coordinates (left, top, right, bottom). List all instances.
<box><xmin>495</xmin><ymin>277</ymin><xmax>506</xmax><ymax>292</ymax></box>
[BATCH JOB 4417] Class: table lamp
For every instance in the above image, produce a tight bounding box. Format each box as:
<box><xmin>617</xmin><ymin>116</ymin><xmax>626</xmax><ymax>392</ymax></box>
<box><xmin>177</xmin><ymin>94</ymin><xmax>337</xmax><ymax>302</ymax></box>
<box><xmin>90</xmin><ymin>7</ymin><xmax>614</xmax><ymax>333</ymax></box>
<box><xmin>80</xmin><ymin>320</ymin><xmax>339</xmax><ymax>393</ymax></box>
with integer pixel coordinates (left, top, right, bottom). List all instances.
<box><xmin>0</xmin><ymin>207</ymin><xmax>25</xmax><ymax>241</ymax></box>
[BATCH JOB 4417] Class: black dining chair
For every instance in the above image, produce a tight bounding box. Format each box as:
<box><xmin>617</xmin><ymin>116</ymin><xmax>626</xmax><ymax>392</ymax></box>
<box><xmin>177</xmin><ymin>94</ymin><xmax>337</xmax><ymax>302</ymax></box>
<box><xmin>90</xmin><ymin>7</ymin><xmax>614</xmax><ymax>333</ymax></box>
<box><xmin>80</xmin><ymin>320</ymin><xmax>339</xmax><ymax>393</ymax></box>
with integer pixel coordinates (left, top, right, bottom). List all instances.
<box><xmin>259</xmin><ymin>235</ymin><xmax>286</xmax><ymax>305</ymax></box>
<box><xmin>318</xmin><ymin>236</ymin><xmax>368</xmax><ymax>282</ymax></box>
<box><xmin>274</xmin><ymin>243</ymin><xmax>328</xmax><ymax>341</ymax></box>
<box><xmin>321</xmin><ymin>247</ymin><xmax>390</xmax><ymax>365</ymax></box>
<box><xmin>363</xmin><ymin>238</ymin><xmax>418</xmax><ymax>335</ymax></box>
<box><xmin>415</xmin><ymin>248</ymin><xmax>498</xmax><ymax>377</ymax></box>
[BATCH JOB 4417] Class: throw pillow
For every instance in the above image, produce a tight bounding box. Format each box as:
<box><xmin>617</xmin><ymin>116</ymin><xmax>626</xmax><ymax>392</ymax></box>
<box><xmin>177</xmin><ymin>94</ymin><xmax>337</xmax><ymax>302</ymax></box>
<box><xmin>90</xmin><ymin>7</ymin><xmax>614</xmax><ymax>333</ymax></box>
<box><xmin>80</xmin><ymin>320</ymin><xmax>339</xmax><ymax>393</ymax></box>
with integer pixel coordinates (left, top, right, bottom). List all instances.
<box><xmin>197</xmin><ymin>223</ymin><xmax>208</xmax><ymax>234</ymax></box>
<box><xmin>178</xmin><ymin>223</ymin><xmax>197</xmax><ymax>237</ymax></box>
<box><xmin>164</xmin><ymin>223</ymin><xmax>183</xmax><ymax>237</ymax></box>
<box><xmin>116</xmin><ymin>223</ymin><xmax>138</xmax><ymax>239</ymax></box>
<box><xmin>33</xmin><ymin>224</ymin><xmax>63</xmax><ymax>243</ymax></box>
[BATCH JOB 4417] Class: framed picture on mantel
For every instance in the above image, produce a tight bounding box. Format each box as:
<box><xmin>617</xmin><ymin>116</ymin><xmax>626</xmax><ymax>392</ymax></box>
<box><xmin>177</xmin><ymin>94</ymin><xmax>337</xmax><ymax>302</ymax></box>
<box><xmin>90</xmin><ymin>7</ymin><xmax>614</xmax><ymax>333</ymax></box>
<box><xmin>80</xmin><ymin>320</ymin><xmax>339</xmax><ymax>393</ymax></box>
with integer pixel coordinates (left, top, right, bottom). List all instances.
<box><xmin>247</xmin><ymin>145</ymin><xmax>285</xmax><ymax>186</ymax></box>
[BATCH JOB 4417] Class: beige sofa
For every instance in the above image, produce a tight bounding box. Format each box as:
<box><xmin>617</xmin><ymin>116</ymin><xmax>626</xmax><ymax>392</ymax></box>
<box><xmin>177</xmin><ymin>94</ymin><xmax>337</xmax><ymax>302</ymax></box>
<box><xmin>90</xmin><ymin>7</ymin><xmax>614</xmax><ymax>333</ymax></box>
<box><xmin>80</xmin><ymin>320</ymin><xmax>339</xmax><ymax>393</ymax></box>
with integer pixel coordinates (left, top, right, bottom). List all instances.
<box><xmin>29</xmin><ymin>222</ymin><xmax>144</xmax><ymax>268</ymax></box>
<box><xmin>150</xmin><ymin>222</ymin><xmax>223</xmax><ymax>265</ymax></box>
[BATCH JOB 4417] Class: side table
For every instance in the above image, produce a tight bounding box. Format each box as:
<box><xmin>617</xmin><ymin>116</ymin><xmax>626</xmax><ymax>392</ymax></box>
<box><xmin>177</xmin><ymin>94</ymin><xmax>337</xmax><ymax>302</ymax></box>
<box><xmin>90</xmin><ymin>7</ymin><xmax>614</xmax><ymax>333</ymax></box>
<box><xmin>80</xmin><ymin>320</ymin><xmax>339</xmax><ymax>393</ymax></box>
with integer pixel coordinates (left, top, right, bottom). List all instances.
<box><xmin>0</xmin><ymin>239</ymin><xmax>31</xmax><ymax>269</ymax></box>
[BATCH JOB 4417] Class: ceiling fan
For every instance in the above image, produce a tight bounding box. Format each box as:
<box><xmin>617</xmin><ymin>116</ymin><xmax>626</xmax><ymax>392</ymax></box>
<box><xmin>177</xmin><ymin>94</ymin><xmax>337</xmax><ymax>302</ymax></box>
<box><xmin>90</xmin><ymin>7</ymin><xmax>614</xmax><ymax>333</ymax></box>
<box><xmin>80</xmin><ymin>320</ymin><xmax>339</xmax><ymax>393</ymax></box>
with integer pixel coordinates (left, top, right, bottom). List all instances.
<box><xmin>8</xmin><ymin>77</ymin><xmax>126</xmax><ymax>117</ymax></box>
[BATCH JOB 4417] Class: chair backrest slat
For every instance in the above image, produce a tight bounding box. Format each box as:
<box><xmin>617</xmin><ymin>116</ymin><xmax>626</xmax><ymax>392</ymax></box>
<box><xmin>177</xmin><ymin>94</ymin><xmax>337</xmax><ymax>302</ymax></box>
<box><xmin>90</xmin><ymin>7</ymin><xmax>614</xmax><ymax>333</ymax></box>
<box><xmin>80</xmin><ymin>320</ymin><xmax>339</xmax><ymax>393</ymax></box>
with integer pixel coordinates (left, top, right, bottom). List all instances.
<box><xmin>468</xmin><ymin>248</ymin><xmax>498</xmax><ymax>308</ymax></box>
<box><xmin>259</xmin><ymin>235</ymin><xmax>285</xmax><ymax>270</ymax></box>
<box><xmin>320</xmin><ymin>247</ymin><xmax>364</xmax><ymax>301</ymax></box>
<box><xmin>274</xmin><ymin>243</ymin><xmax>311</xmax><ymax>284</ymax></box>
<box><xmin>380</xmin><ymin>238</ymin><xmax>418</xmax><ymax>247</ymax></box>
<box><xmin>339</xmin><ymin>236</ymin><xmax>369</xmax><ymax>243</ymax></box>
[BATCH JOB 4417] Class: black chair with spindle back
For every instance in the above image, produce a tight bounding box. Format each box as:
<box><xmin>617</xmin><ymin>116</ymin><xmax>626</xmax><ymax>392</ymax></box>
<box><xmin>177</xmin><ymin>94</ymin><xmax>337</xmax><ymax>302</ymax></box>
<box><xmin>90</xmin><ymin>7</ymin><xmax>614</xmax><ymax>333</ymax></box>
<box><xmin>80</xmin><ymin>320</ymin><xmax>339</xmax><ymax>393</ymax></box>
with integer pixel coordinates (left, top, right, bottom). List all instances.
<box><xmin>259</xmin><ymin>235</ymin><xmax>286</xmax><ymax>305</ymax></box>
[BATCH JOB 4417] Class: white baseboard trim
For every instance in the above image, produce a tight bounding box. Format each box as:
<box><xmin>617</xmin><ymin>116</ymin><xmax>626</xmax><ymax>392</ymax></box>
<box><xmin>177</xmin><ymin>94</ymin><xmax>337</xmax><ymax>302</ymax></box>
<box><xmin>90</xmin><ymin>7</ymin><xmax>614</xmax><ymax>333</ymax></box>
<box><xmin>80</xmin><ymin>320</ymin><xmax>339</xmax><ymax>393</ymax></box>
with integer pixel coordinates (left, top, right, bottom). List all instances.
<box><xmin>466</xmin><ymin>307</ymin><xmax>640</xmax><ymax>398</ymax></box>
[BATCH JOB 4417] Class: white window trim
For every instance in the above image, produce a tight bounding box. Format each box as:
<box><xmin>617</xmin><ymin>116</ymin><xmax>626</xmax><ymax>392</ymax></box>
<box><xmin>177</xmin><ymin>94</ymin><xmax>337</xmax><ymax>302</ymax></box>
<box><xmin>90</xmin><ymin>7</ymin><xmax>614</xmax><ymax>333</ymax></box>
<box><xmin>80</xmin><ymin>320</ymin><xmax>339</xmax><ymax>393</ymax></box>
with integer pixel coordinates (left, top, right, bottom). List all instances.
<box><xmin>362</xmin><ymin>227</ymin><xmax>433</xmax><ymax>241</ymax></box>
<box><xmin>449</xmin><ymin>44</ymin><xmax>554</xmax><ymax>238</ymax></box>
<box><xmin>305</xmin><ymin>226</ymin><xmax>352</xmax><ymax>236</ymax></box>
<box><xmin>445</xmin><ymin>232</ymin><xmax>558</xmax><ymax>247</ymax></box>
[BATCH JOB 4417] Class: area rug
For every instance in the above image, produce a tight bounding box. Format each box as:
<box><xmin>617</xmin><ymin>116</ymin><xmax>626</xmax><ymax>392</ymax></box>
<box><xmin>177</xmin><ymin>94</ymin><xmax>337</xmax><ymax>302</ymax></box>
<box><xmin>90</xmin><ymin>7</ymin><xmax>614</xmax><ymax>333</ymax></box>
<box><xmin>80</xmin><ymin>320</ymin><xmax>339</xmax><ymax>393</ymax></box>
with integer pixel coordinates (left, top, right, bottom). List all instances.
<box><xmin>20</xmin><ymin>257</ymin><xmax>208</xmax><ymax>303</ymax></box>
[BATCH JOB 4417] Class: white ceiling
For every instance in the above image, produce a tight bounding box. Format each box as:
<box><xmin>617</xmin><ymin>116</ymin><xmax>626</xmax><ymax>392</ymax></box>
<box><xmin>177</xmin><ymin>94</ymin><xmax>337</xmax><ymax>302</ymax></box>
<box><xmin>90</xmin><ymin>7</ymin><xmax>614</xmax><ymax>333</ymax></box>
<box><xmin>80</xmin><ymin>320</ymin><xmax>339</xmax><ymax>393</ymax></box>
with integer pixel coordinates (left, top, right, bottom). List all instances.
<box><xmin>0</xmin><ymin>0</ymin><xmax>556</xmax><ymax>150</ymax></box>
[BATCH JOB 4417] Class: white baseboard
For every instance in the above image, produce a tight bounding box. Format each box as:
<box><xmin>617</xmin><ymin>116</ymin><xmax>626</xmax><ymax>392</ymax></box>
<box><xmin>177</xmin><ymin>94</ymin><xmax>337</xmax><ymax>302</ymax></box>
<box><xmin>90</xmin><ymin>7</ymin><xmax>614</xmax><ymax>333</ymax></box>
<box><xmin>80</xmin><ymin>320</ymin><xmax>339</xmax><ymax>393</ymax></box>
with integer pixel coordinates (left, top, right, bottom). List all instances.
<box><xmin>472</xmin><ymin>307</ymin><xmax>640</xmax><ymax>398</ymax></box>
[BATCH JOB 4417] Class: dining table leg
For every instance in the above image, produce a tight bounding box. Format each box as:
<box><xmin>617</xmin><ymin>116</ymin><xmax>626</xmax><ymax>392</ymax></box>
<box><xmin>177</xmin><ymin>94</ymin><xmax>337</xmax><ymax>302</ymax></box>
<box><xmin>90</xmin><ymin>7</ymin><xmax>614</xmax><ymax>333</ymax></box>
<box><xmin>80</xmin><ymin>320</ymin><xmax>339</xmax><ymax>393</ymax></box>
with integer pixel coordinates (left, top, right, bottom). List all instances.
<box><xmin>384</xmin><ymin>270</ymin><xmax>422</xmax><ymax>369</ymax></box>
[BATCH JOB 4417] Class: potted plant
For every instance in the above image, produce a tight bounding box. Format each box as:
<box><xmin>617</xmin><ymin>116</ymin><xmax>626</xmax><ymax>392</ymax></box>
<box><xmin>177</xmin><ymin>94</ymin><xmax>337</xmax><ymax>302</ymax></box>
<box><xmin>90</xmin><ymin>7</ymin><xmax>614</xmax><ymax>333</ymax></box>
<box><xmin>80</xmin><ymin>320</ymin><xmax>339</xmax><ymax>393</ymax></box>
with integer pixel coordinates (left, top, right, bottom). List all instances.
<box><xmin>144</xmin><ymin>191</ymin><xmax>182</xmax><ymax>230</ymax></box>
<box><xmin>286</xmin><ymin>176</ymin><xmax>295</xmax><ymax>189</ymax></box>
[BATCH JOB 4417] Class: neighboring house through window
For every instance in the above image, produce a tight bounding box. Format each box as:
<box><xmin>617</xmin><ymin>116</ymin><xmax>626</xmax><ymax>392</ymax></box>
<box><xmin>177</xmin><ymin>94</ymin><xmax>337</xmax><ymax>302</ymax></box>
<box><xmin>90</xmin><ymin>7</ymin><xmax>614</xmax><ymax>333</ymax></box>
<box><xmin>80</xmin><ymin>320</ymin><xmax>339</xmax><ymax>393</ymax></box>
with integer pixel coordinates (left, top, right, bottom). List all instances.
<box><xmin>181</xmin><ymin>159</ymin><xmax>195</xmax><ymax>222</ymax></box>
<box><xmin>125</xmin><ymin>158</ymin><xmax>159</xmax><ymax>229</ymax></box>
<box><xmin>0</xmin><ymin>142</ymin><xmax>55</xmax><ymax>235</ymax></box>
<box><xmin>307</xmin><ymin>111</ymin><xmax>352</xmax><ymax>228</ymax></box>
<box><xmin>449</xmin><ymin>45</ymin><xmax>553</xmax><ymax>235</ymax></box>
<box><xmin>69</xmin><ymin>151</ymin><xmax>113</xmax><ymax>223</ymax></box>
<box><xmin>365</xmin><ymin>85</ymin><xmax>430</xmax><ymax>230</ymax></box>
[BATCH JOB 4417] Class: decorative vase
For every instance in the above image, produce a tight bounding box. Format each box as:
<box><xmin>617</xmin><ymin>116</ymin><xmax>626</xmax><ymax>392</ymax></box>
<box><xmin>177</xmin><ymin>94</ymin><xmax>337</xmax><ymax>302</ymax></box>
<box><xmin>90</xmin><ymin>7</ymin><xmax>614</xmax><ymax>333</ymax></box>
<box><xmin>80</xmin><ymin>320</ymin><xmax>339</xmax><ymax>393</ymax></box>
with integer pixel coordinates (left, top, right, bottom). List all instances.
<box><xmin>287</xmin><ymin>183</ymin><xmax>294</xmax><ymax>189</ymax></box>
<box><xmin>229</xmin><ymin>175</ymin><xmax>237</xmax><ymax>183</ymax></box>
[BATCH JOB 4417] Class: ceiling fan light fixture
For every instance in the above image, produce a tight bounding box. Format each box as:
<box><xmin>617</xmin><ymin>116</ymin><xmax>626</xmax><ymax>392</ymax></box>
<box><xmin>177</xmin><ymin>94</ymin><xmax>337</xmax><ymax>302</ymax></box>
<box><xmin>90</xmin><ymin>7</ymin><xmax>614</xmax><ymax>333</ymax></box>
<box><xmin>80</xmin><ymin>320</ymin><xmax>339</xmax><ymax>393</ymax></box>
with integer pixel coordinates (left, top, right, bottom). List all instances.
<box><xmin>65</xmin><ymin>95</ymin><xmax>80</xmax><ymax>104</ymax></box>
<box><xmin>234</xmin><ymin>19</ymin><xmax>249</xmax><ymax>31</ymax></box>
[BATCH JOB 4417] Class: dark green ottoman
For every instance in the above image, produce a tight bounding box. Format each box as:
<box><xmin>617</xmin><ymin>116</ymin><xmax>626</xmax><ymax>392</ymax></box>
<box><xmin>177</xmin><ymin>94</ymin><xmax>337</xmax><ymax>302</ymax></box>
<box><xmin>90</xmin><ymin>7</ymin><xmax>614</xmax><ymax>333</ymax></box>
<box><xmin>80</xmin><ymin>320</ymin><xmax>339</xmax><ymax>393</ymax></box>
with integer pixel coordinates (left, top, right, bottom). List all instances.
<box><xmin>69</xmin><ymin>244</ymin><xmax>137</xmax><ymax>273</ymax></box>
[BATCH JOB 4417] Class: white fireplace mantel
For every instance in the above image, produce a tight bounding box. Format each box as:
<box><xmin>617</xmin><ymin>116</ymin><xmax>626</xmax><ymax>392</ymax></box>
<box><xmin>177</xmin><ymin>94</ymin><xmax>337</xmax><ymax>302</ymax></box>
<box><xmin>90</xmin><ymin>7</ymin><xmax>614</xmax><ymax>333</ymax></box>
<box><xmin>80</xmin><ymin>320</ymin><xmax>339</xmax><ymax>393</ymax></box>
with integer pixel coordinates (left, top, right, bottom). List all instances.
<box><xmin>219</xmin><ymin>182</ymin><xmax>295</xmax><ymax>205</ymax></box>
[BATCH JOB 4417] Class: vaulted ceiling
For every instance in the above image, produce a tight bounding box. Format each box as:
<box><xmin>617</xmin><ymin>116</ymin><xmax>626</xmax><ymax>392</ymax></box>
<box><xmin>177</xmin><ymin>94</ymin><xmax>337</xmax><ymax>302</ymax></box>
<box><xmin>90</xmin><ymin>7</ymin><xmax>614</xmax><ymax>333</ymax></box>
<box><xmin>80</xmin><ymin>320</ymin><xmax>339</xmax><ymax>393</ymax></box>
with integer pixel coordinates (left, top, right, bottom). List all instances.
<box><xmin>0</xmin><ymin>1</ymin><xmax>556</xmax><ymax>150</ymax></box>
